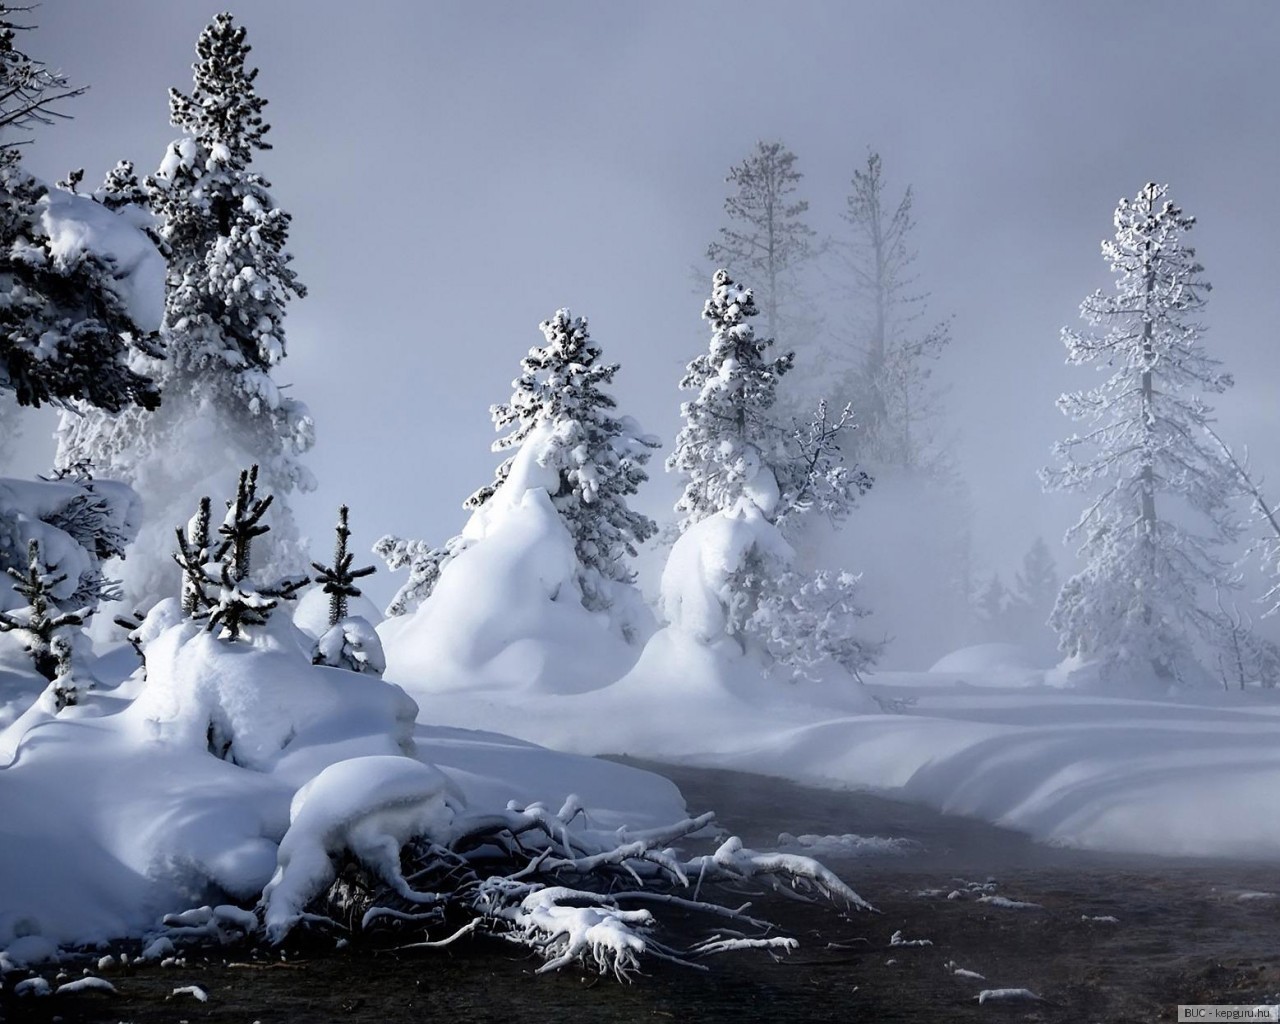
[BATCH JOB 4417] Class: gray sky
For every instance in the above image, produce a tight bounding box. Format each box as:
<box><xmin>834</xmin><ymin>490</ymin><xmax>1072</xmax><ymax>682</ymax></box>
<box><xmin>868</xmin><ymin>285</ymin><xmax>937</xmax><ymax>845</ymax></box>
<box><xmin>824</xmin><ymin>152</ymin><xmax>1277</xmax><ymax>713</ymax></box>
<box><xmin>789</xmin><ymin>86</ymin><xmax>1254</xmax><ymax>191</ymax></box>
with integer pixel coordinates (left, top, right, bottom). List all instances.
<box><xmin>12</xmin><ymin>0</ymin><xmax>1280</xmax><ymax>611</ymax></box>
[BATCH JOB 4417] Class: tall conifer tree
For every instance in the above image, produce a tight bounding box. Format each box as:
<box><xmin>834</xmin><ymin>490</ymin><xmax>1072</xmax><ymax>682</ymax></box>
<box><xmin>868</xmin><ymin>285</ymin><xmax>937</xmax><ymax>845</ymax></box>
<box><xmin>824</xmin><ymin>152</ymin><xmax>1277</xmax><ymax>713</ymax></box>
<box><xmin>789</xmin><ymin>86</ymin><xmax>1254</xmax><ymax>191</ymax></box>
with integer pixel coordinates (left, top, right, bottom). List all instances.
<box><xmin>57</xmin><ymin>13</ymin><xmax>314</xmax><ymax>611</ymax></box>
<box><xmin>1044</xmin><ymin>183</ymin><xmax>1240</xmax><ymax>686</ymax></box>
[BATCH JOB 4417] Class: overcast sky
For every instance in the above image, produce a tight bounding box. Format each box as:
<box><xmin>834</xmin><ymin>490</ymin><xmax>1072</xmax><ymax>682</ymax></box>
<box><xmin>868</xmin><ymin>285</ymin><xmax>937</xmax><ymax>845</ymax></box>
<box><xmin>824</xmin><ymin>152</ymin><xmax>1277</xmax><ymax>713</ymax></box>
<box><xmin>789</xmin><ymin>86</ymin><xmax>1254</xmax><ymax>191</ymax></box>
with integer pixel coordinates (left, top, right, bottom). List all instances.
<box><xmin>12</xmin><ymin>0</ymin><xmax>1280</xmax><ymax>609</ymax></box>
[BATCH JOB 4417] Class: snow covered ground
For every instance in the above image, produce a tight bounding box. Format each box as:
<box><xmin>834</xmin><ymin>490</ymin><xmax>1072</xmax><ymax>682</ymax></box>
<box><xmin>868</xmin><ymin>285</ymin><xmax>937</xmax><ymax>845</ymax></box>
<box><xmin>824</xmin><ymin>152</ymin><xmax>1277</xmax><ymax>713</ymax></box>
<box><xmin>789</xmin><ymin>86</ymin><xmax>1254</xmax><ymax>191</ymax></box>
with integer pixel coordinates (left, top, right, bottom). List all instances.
<box><xmin>0</xmin><ymin>613</ymin><xmax>686</xmax><ymax>958</ymax></box>
<box><xmin>385</xmin><ymin>640</ymin><xmax>1280</xmax><ymax>863</ymax></box>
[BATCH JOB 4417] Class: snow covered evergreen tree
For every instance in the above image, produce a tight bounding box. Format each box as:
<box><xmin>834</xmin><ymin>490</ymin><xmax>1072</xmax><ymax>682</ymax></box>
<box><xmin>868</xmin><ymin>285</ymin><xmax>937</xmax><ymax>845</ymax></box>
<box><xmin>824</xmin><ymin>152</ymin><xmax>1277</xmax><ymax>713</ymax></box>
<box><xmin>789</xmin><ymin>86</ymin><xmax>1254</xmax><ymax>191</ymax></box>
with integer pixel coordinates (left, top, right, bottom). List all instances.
<box><xmin>669</xmin><ymin>269</ymin><xmax>795</xmax><ymax>530</ymax></box>
<box><xmin>0</xmin><ymin>539</ymin><xmax>91</xmax><ymax>681</ymax></box>
<box><xmin>0</xmin><ymin>10</ymin><xmax>160</xmax><ymax>641</ymax></box>
<box><xmin>706</xmin><ymin>141</ymin><xmax>816</xmax><ymax>347</ymax></box>
<box><xmin>380</xmin><ymin>310</ymin><xmax>658</xmax><ymax>620</ymax></box>
<box><xmin>1044</xmin><ymin>183</ymin><xmax>1241</xmax><ymax>687</ymax></box>
<box><xmin>310</xmin><ymin>506</ymin><xmax>382</xmax><ymax>675</ymax></box>
<box><xmin>55</xmin><ymin>12</ymin><xmax>314</xmax><ymax>614</ymax></box>
<box><xmin>0</xmin><ymin>12</ymin><xmax>162</xmax><ymax>412</ymax></box>
<box><xmin>669</xmin><ymin>270</ymin><xmax>865</xmax><ymax>534</ymax></box>
<box><xmin>174</xmin><ymin>465</ymin><xmax>308</xmax><ymax>642</ymax></box>
<box><xmin>664</xmin><ymin>270</ymin><xmax>878</xmax><ymax>680</ymax></box>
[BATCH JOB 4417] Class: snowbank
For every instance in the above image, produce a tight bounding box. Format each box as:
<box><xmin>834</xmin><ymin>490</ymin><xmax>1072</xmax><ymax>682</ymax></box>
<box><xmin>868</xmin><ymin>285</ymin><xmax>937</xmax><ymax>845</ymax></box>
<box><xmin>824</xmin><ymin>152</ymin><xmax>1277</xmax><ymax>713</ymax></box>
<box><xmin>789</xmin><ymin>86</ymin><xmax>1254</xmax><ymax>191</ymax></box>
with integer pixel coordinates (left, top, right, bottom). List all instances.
<box><xmin>381</xmin><ymin>471</ymin><xmax>640</xmax><ymax>695</ymax></box>
<box><xmin>392</xmin><ymin>650</ymin><xmax>1280</xmax><ymax>862</ymax></box>
<box><xmin>0</xmin><ymin>614</ymin><xmax>687</xmax><ymax>955</ymax></box>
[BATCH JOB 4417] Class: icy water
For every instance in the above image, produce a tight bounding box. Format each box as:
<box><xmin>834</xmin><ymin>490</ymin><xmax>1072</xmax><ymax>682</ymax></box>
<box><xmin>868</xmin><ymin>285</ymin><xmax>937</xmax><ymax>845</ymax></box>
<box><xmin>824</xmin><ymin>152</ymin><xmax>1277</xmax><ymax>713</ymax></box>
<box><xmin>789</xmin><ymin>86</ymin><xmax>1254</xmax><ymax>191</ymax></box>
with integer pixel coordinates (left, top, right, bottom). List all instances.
<box><xmin>6</xmin><ymin>758</ymin><xmax>1280</xmax><ymax>1024</ymax></box>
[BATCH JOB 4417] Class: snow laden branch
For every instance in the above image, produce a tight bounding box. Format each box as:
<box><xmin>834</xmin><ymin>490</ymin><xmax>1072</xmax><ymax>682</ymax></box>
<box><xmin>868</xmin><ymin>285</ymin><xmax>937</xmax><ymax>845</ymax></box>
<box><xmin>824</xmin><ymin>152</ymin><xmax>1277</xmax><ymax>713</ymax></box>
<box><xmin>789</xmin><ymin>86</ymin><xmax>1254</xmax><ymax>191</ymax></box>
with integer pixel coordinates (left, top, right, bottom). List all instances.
<box><xmin>189</xmin><ymin>760</ymin><xmax>876</xmax><ymax>982</ymax></box>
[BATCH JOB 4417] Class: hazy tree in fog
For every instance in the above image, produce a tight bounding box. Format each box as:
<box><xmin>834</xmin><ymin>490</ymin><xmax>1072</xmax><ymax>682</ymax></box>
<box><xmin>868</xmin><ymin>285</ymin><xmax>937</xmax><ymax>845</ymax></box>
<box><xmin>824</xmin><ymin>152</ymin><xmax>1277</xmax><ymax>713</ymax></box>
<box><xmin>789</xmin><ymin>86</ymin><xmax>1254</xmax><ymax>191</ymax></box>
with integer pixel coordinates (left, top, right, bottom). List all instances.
<box><xmin>56</xmin><ymin>13</ymin><xmax>314</xmax><ymax>612</ymax></box>
<box><xmin>973</xmin><ymin>572</ymin><xmax>1012</xmax><ymax>642</ymax></box>
<box><xmin>706</xmin><ymin>141</ymin><xmax>816</xmax><ymax>348</ymax></box>
<box><xmin>1044</xmin><ymin>183</ymin><xmax>1242</xmax><ymax>687</ymax></box>
<box><xmin>834</xmin><ymin>151</ymin><xmax>952</xmax><ymax>474</ymax></box>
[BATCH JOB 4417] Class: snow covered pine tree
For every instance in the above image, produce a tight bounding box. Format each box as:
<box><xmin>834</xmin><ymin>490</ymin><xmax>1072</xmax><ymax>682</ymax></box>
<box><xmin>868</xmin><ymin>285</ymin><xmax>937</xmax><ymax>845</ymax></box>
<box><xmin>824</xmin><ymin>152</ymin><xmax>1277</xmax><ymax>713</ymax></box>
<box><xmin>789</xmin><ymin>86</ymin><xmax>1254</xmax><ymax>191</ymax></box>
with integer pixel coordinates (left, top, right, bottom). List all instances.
<box><xmin>0</xmin><ymin>12</ymin><xmax>161</xmax><ymax>412</ymax></box>
<box><xmin>55</xmin><ymin>12</ymin><xmax>314</xmax><ymax>614</ymax></box>
<box><xmin>310</xmin><ymin>506</ymin><xmax>383</xmax><ymax>675</ymax></box>
<box><xmin>1044</xmin><ymin>183</ymin><xmax>1244</xmax><ymax>688</ymax></box>
<box><xmin>0</xmin><ymin>9</ymin><xmax>163</xmax><ymax>689</ymax></box>
<box><xmin>173</xmin><ymin>466</ymin><xmax>308</xmax><ymax>641</ymax></box>
<box><xmin>380</xmin><ymin>309</ymin><xmax>659</xmax><ymax>620</ymax></box>
<box><xmin>666</xmin><ymin>269</ymin><xmax>878</xmax><ymax>680</ymax></box>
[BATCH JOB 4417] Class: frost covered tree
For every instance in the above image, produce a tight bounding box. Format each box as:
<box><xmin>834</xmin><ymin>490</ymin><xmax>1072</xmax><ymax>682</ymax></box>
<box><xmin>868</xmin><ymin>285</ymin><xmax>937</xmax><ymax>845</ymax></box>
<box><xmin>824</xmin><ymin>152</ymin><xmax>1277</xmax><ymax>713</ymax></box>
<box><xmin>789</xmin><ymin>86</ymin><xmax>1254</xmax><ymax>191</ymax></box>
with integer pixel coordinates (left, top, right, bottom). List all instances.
<box><xmin>1202</xmin><ymin>424</ymin><xmax>1280</xmax><ymax>621</ymax></box>
<box><xmin>373</xmin><ymin>533</ymin><xmax>468</xmax><ymax>618</ymax></box>
<box><xmin>56</xmin><ymin>12</ymin><xmax>314</xmax><ymax>613</ymax></box>
<box><xmin>706</xmin><ymin>141</ymin><xmax>816</xmax><ymax>346</ymax></box>
<box><xmin>380</xmin><ymin>310</ymin><xmax>658</xmax><ymax>618</ymax></box>
<box><xmin>0</xmin><ymin>7</ymin><xmax>83</xmax><ymax>138</ymax></box>
<box><xmin>1044</xmin><ymin>183</ymin><xmax>1242</xmax><ymax>687</ymax></box>
<box><xmin>669</xmin><ymin>270</ymin><xmax>866</xmax><ymax>533</ymax></box>
<box><xmin>664</xmin><ymin>270</ymin><xmax>878</xmax><ymax>680</ymax></box>
<box><xmin>0</xmin><ymin>12</ymin><xmax>161</xmax><ymax>412</ymax></box>
<box><xmin>669</xmin><ymin>269</ymin><xmax>795</xmax><ymax>530</ymax></box>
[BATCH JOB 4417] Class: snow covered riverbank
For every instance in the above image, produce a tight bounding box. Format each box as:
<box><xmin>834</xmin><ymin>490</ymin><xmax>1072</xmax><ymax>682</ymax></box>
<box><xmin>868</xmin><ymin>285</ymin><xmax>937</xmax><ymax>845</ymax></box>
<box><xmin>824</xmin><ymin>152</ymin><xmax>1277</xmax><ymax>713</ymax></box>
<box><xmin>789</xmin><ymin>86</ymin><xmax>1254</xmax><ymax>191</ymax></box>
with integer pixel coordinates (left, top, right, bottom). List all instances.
<box><xmin>387</xmin><ymin>643</ymin><xmax>1280</xmax><ymax>863</ymax></box>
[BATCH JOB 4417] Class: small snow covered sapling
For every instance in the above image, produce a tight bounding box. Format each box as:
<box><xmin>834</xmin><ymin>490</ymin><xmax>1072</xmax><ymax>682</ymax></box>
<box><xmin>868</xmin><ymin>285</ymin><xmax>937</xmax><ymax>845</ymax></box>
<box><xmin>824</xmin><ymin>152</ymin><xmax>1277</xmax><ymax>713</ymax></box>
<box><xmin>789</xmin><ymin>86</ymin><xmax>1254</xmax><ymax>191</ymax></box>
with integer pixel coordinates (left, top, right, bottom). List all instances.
<box><xmin>311</xmin><ymin>506</ymin><xmax>375</xmax><ymax>627</ymax></box>
<box><xmin>0</xmin><ymin>539</ymin><xmax>91</xmax><ymax>684</ymax></box>
<box><xmin>172</xmin><ymin>466</ymin><xmax>308</xmax><ymax>640</ymax></box>
<box><xmin>310</xmin><ymin>506</ymin><xmax>384</xmax><ymax>675</ymax></box>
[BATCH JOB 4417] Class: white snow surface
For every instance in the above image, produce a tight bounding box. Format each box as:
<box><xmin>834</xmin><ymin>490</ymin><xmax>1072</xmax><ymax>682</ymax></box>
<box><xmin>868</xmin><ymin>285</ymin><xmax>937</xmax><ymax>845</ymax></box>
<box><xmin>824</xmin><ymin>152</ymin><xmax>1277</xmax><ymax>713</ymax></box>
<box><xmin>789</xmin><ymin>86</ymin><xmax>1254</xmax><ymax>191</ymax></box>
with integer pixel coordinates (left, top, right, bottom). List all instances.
<box><xmin>0</xmin><ymin>612</ymin><xmax>685</xmax><ymax>954</ymax></box>
<box><xmin>382</xmin><ymin>629</ymin><xmax>1280</xmax><ymax>861</ymax></box>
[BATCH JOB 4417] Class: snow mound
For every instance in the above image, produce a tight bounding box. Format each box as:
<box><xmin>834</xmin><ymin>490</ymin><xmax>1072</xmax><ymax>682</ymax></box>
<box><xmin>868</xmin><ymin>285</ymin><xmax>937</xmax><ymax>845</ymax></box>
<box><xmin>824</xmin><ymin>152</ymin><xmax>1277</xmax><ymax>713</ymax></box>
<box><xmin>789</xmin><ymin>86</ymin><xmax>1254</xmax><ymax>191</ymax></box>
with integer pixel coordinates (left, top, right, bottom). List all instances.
<box><xmin>381</xmin><ymin>487</ymin><xmax>637</xmax><ymax>696</ymax></box>
<box><xmin>128</xmin><ymin>610</ymin><xmax>416</xmax><ymax>778</ymax></box>
<box><xmin>929</xmin><ymin>644</ymin><xmax>1043</xmax><ymax>684</ymax></box>
<box><xmin>660</xmin><ymin>500</ymin><xmax>790</xmax><ymax>642</ymax></box>
<box><xmin>263</xmin><ymin>755</ymin><xmax>459</xmax><ymax>940</ymax></box>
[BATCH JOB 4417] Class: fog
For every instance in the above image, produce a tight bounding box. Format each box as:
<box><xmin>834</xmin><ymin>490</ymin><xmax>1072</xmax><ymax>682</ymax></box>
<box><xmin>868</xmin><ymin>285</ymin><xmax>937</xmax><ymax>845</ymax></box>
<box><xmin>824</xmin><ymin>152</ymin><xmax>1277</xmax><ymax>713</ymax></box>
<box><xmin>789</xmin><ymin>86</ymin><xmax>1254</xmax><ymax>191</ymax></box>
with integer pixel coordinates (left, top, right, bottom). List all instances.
<box><xmin>10</xmin><ymin>1</ymin><xmax>1280</xmax><ymax>663</ymax></box>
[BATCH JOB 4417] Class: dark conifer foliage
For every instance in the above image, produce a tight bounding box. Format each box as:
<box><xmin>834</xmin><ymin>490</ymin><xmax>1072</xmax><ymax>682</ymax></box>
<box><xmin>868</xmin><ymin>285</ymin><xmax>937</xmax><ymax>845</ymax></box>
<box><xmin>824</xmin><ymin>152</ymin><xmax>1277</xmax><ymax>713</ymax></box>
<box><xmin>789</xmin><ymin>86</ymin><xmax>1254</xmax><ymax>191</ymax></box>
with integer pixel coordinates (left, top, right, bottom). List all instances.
<box><xmin>311</xmin><ymin>505</ymin><xmax>375</xmax><ymax>628</ymax></box>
